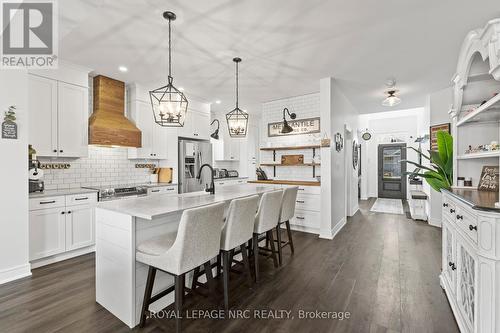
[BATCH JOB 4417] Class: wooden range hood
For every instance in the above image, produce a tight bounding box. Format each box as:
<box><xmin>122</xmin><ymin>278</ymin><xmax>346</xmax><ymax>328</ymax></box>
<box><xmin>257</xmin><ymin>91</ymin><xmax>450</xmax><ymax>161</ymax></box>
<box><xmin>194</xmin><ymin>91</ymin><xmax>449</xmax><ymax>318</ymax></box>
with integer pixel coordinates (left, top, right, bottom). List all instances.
<box><xmin>89</xmin><ymin>75</ymin><xmax>141</xmax><ymax>147</ymax></box>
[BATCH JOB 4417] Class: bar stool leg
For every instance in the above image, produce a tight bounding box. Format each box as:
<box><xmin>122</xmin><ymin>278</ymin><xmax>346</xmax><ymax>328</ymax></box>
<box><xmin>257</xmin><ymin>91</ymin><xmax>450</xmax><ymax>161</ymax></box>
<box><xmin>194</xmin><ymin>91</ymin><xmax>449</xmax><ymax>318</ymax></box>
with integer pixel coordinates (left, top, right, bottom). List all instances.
<box><xmin>240</xmin><ymin>242</ymin><xmax>253</xmax><ymax>285</ymax></box>
<box><xmin>285</xmin><ymin>220</ymin><xmax>294</xmax><ymax>254</ymax></box>
<box><xmin>139</xmin><ymin>266</ymin><xmax>157</xmax><ymax>327</ymax></box>
<box><xmin>216</xmin><ymin>253</ymin><xmax>222</xmax><ymax>277</ymax></box>
<box><xmin>253</xmin><ymin>233</ymin><xmax>259</xmax><ymax>282</ymax></box>
<box><xmin>192</xmin><ymin>266</ymin><xmax>200</xmax><ymax>292</ymax></box>
<box><xmin>222</xmin><ymin>251</ymin><xmax>230</xmax><ymax>312</ymax></box>
<box><xmin>267</xmin><ymin>230</ymin><xmax>279</xmax><ymax>268</ymax></box>
<box><xmin>203</xmin><ymin>261</ymin><xmax>216</xmax><ymax>303</ymax></box>
<box><xmin>276</xmin><ymin>224</ymin><xmax>283</xmax><ymax>266</ymax></box>
<box><xmin>174</xmin><ymin>274</ymin><xmax>184</xmax><ymax>333</ymax></box>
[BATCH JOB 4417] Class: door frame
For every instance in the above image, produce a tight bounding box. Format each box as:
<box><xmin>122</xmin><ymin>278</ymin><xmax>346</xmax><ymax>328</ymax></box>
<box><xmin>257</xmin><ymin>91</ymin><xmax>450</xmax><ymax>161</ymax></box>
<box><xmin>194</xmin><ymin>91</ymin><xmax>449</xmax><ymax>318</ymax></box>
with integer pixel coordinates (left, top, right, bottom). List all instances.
<box><xmin>377</xmin><ymin>143</ymin><xmax>407</xmax><ymax>199</ymax></box>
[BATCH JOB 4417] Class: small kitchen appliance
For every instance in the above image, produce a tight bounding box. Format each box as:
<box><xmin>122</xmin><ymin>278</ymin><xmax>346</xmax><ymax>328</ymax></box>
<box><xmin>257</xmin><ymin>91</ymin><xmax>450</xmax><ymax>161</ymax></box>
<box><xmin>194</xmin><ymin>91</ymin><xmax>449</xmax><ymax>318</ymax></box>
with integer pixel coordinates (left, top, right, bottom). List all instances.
<box><xmin>227</xmin><ymin>170</ymin><xmax>239</xmax><ymax>178</ymax></box>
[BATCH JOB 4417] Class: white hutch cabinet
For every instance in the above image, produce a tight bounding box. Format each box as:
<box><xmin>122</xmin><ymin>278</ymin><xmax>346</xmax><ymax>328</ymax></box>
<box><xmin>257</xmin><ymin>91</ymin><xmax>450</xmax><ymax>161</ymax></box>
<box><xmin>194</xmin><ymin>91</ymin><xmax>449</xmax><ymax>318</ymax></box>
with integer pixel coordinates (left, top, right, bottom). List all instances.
<box><xmin>442</xmin><ymin>18</ymin><xmax>500</xmax><ymax>333</ymax></box>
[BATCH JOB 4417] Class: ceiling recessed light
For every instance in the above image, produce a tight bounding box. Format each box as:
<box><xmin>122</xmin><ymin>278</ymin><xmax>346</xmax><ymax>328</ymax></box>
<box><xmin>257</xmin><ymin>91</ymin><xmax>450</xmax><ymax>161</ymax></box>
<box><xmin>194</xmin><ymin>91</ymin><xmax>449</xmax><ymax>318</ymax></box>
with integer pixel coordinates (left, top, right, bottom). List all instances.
<box><xmin>215</xmin><ymin>100</ymin><xmax>221</xmax><ymax>104</ymax></box>
<box><xmin>118</xmin><ymin>66</ymin><xmax>128</xmax><ymax>72</ymax></box>
<box><xmin>178</xmin><ymin>87</ymin><xmax>185</xmax><ymax>92</ymax></box>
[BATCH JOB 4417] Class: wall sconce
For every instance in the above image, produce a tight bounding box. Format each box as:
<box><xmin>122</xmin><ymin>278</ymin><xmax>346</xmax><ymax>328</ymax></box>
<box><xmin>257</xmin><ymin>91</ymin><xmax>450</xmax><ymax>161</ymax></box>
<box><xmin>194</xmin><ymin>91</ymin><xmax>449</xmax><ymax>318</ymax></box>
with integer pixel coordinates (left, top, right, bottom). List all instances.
<box><xmin>281</xmin><ymin>107</ymin><xmax>297</xmax><ymax>134</ymax></box>
<box><xmin>210</xmin><ymin>119</ymin><xmax>220</xmax><ymax>140</ymax></box>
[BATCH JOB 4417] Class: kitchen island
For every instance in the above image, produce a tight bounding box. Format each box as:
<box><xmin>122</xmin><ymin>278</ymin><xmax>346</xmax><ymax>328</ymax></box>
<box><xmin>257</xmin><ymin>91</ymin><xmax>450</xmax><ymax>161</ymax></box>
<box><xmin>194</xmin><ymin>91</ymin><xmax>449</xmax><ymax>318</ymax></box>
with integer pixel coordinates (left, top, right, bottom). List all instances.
<box><xmin>95</xmin><ymin>183</ymin><xmax>282</xmax><ymax>328</ymax></box>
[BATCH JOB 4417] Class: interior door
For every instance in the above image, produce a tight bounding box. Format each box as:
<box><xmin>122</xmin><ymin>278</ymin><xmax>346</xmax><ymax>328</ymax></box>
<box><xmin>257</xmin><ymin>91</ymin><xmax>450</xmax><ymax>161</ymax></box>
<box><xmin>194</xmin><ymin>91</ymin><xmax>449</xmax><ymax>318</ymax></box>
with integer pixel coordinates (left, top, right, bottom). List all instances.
<box><xmin>378</xmin><ymin>143</ymin><xmax>406</xmax><ymax>199</ymax></box>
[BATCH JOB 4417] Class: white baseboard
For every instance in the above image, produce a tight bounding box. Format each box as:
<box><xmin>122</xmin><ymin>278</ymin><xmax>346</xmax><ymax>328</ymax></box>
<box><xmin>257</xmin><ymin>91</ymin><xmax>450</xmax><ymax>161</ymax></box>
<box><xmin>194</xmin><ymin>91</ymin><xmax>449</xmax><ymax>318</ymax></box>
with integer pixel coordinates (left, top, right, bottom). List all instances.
<box><xmin>319</xmin><ymin>217</ymin><xmax>346</xmax><ymax>240</ymax></box>
<box><xmin>0</xmin><ymin>263</ymin><xmax>32</xmax><ymax>285</ymax></box>
<box><xmin>349</xmin><ymin>206</ymin><xmax>359</xmax><ymax>217</ymax></box>
<box><xmin>30</xmin><ymin>246</ymin><xmax>95</xmax><ymax>269</ymax></box>
<box><xmin>428</xmin><ymin>217</ymin><xmax>442</xmax><ymax>228</ymax></box>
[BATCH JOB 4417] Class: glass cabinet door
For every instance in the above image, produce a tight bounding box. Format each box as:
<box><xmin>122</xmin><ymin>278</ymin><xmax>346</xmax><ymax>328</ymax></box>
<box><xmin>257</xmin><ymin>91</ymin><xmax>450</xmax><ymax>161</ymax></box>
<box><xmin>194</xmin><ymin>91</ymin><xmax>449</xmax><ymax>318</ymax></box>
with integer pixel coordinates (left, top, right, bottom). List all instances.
<box><xmin>457</xmin><ymin>241</ymin><xmax>476</xmax><ymax>330</ymax></box>
<box><xmin>382</xmin><ymin>147</ymin><xmax>402</xmax><ymax>180</ymax></box>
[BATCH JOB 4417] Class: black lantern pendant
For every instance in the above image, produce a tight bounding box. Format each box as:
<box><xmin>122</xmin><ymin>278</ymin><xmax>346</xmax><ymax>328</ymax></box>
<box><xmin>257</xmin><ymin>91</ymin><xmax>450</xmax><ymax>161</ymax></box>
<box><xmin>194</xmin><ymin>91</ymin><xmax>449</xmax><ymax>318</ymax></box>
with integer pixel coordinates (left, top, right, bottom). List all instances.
<box><xmin>226</xmin><ymin>57</ymin><xmax>248</xmax><ymax>137</ymax></box>
<box><xmin>281</xmin><ymin>107</ymin><xmax>296</xmax><ymax>134</ymax></box>
<box><xmin>150</xmin><ymin>11</ymin><xmax>188</xmax><ymax>127</ymax></box>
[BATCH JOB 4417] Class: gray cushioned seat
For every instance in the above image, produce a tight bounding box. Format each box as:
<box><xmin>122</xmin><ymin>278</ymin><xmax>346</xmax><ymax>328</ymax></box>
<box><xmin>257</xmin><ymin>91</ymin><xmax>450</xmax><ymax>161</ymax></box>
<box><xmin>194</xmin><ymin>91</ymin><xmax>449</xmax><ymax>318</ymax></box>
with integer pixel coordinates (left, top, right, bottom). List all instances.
<box><xmin>137</xmin><ymin>232</ymin><xmax>177</xmax><ymax>256</ymax></box>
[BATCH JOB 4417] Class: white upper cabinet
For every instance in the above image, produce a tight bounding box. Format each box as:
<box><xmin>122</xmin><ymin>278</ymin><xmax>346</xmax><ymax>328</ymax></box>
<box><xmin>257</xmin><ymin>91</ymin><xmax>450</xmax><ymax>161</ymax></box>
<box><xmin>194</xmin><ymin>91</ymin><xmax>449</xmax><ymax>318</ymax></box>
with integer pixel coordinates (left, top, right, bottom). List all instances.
<box><xmin>128</xmin><ymin>100</ymin><xmax>171</xmax><ymax>159</ymax></box>
<box><xmin>178</xmin><ymin>109</ymin><xmax>210</xmax><ymax>140</ymax></box>
<box><xmin>57</xmin><ymin>82</ymin><xmax>88</xmax><ymax>157</ymax></box>
<box><xmin>28</xmin><ymin>64</ymin><xmax>90</xmax><ymax>158</ymax></box>
<box><xmin>29</xmin><ymin>75</ymin><xmax>58</xmax><ymax>156</ymax></box>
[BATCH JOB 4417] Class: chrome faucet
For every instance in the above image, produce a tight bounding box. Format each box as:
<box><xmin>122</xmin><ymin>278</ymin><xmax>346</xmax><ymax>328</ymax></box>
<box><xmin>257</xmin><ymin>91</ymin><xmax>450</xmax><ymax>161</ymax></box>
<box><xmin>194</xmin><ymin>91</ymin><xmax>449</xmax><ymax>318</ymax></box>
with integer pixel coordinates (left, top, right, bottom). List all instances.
<box><xmin>197</xmin><ymin>163</ymin><xmax>215</xmax><ymax>194</ymax></box>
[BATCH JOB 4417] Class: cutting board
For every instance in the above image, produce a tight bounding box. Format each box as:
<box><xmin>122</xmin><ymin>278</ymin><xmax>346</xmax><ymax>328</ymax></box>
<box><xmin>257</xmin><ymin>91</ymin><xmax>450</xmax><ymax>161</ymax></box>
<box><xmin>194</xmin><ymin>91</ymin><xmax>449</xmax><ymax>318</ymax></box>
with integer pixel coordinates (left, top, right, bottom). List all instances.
<box><xmin>281</xmin><ymin>154</ymin><xmax>304</xmax><ymax>165</ymax></box>
<box><xmin>157</xmin><ymin>168</ymin><xmax>173</xmax><ymax>183</ymax></box>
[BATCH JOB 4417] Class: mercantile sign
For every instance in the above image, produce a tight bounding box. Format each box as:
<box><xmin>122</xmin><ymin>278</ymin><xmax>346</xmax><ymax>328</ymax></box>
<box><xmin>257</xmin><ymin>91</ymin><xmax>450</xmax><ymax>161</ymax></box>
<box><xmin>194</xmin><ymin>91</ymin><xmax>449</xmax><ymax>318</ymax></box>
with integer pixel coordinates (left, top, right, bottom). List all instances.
<box><xmin>268</xmin><ymin>117</ymin><xmax>320</xmax><ymax>137</ymax></box>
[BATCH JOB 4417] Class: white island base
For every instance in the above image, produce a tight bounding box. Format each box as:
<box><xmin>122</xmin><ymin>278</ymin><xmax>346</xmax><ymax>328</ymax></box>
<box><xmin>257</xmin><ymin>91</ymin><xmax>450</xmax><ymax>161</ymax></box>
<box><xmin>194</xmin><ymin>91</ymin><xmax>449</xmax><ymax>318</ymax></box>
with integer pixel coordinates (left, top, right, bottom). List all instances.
<box><xmin>95</xmin><ymin>184</ymin><xmax>282</xmax><ymax>328</ymax></box>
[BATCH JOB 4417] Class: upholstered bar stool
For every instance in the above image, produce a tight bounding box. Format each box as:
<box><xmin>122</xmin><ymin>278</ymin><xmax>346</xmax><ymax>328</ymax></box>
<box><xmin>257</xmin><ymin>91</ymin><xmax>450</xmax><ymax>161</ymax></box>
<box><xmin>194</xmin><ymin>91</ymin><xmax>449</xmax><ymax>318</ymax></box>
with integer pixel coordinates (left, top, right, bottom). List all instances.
<box><xmin>136</xmin><ymin>202</ymin><xmax>225</xmax><ymax>332</ymax></box>
<box><xmin>275</xmin><ymin>186</ymin><xmax>299</xmax><ymax>265</ymax></box>
<box><xmin>217</xmin><ymin>195</ymin><xmax>260</xmax><ymax>312</ymax></box>
<box><xmin>252</xmin><ymin>190</ymin><xmax>283</xmax><ymax>282</ymax></box>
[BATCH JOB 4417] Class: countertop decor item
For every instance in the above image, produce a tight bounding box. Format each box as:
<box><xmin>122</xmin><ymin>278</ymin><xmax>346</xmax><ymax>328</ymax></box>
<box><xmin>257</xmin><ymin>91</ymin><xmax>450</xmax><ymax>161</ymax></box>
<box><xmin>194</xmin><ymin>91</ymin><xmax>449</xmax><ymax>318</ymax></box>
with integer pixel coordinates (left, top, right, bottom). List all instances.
<box><xmin>226</xmin><ymin>57</ymin><xmax>248</xmax><ymax>137</ymax></box>
<box><xmin>280</xmin><ymin>107</ymin><xmax>296</xmax><ymax>134</ymax></box>
<box><xmin>149</xmin><ymin>11</ymin><xmax>188</xmax><ymax>127</ymax></box>
<box><xmin>281</xmin><ymin>154</ymin><xmax>304</xmax><ymax>165</ymax></box>
<box><xmin>478</xmin><ymin>165</ymin><xmax>499</xmax><ymax>192</ymax></box>
<box><xmin>429</xmin><ymin>123</ymin><xmax>450</xmax><ymax>151</ymax></box>
<box><xmin>404</xmin><ymin>131</ymin><xmax>453</xmax><ymax>192</ymax></box>
<box><xmin>210</xmin><ymin>119</ymin><xmax>220</xmax><ymax>140</ymax></box>
<box><xmin>2</xmin><ymin>105</ymin><xmax>17</xmax><ymax>139</ymax></box>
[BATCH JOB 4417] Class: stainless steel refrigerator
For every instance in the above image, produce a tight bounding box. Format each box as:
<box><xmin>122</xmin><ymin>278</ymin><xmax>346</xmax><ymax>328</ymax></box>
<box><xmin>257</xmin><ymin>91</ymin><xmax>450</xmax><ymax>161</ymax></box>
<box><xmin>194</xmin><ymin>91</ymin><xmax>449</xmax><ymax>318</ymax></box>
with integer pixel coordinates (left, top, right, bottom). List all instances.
<box><xmin>178</xmin><ymin>139</ymin><xmax>213</xmax><ymax>194</ymax></box>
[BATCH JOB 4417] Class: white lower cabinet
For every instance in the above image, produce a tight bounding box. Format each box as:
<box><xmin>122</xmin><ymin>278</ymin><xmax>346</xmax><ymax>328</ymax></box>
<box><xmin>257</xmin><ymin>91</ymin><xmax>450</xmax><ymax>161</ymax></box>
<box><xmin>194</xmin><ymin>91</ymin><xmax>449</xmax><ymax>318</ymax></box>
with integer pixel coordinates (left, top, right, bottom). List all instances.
<box><xmin>441</xmin><ymin>191</ymin><xmax>500</xmax><ymax>333</ymax></box>
<box><xmin>29</xmin><ymin>193</ymin><xmax>97</xmax><ymax>264</ymax></box>
<box><xmin>29</xmin><ymin>207</ymin><xmax>67</xmax><ymax>261</ymax></box>
<box><xmin>147</xmin><ymin>185</ymin><xmax>178</xmax><ymax>195</ymax></box>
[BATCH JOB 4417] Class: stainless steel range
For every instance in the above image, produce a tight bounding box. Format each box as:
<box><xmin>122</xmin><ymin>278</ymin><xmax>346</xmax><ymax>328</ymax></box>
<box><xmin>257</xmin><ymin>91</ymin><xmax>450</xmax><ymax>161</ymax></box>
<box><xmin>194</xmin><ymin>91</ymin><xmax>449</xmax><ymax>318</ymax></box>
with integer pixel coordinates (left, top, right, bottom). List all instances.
<box><xmin>82</xmin><ymin>183</ymin><xmax>148</xmax><ymax>201</ymax></box>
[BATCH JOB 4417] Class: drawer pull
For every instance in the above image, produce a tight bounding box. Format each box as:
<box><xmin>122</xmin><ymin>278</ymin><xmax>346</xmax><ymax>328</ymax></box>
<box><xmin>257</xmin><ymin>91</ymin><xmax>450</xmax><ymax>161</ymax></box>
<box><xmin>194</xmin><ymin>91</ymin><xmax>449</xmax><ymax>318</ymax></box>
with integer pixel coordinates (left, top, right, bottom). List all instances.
<box><xmin>67</xmin><ymin>211</ymin><xmax>72</xmax><ymax>214</ymax></box>
<box><xmin>449</xmin><ymin>209</ymin><xmax>455</xmax><ymax>214</ymax></box>
<box><xmin>151</xmin><ymin>189</ymin><xmax>160</xmax><ymax>193</ymax></box>
<box><xmin>296</xmin><ymin>200</ymin><xmax>305</xmax><ymax>203</ymax></box>
<box><xmin>298</xmin><ymin>188</ymin><xmax>305</xmax><ymax>191</ymax></box>
<box><xmin>456</xmin><ymin>215</ymin><xmax>463</xmax><ymax>220</ymax></box>
<box><xmin>40</xmin><ymin>200</ymin><xmax>56</xmax><ymax>205</ymax></box>
<box><xmin>469</xmin><ymin>225</ymin><xmax>477</xmax><ymax>231</ymax></box>
<box><xmin>443</xmin><ymin>203</ymin><xmax>448</xmax><ymax>207</ymax></box>
<box><xmin>296</xmin><ymin>216</ymin><xmax>305</xmax><ymax>220</ymax></box>
<box><xmin>74</xmin><ymin>197</ymin><xmax>88</xmax><ymax>201</ymax></box>
<box><xmin>166</xmin><ymin>188</ymin><xmax>174</xmax><ymax>191</ymax></box>
<box><xmin>61</xmin><ymin>211</ymin><xmax>65</xmax><ymax>215</ymax></box>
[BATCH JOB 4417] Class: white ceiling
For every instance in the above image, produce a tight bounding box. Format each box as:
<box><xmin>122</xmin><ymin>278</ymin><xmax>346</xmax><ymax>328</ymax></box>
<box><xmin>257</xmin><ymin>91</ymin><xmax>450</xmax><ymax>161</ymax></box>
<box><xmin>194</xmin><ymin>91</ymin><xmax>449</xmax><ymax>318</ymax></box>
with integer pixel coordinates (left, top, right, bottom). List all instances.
<box><xmin>59</xmin><ymin>0</ymin><xmax>500</xmax><ymax>114</ymax></box>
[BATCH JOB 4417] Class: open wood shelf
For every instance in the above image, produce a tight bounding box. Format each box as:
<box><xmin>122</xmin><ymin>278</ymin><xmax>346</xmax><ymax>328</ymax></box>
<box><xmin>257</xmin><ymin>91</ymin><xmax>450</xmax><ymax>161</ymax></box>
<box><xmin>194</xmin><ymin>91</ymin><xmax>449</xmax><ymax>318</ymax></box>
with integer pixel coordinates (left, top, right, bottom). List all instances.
<box><xmin>260</xmin><ymin>145</ymin><xmax>321</xmax><ymax>151</ymax></box>
<box><xmin>260</xmin><ymin>163</ymin><xmax>321</xmax><ymax>166</ymax></box>
<box><xmin>456</xmin><ymin>93</ymin><xmax>500</xmax><ymax>126</ymax></box>
<box><xmin>457</xmin><ymin>151</ymin><xmax>500</xmax><ymax>160</ymax></box>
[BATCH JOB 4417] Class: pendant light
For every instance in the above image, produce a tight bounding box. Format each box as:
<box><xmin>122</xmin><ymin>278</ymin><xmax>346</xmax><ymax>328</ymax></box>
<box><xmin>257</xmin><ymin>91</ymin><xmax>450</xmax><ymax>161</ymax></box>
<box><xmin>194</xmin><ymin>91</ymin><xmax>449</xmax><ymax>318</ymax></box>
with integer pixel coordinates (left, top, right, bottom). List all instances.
<box><xmin>281</xmin><ymin>107</ymin><xmax>296</xmax><ymax>134</ymax></box>
<box><xmin>210</xmin><ymin>119</ymin><xmax>220</xmax><ymax>140</ymax></box>
<box><xmin>382</xmin><ymin>79</ymin><xmax>401</xmax><ymax>107</ymax></box>
<box><xmin>226</xmin><ymin>57</ymin><xmax>248</xmax><ymax>137</ymax></box>
<box><xmin>149</xmin><ymin>11</ymin><xmax>188</xmax><ymax>127</ymax></box>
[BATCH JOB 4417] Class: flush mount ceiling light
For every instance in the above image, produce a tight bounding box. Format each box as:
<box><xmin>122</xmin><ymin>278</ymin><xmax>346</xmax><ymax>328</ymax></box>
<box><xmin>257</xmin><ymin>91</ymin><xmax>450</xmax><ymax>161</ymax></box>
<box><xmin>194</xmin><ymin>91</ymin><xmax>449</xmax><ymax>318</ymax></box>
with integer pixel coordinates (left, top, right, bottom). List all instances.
<box><xmin>226</xmin><ymin>57</ymin><xmax>248</xmax><ymax>138</ymax></box>
<box><xmin>118</xmin><ymin>66</ymin><xmax>128</xmax><ymax>72</ymax></box>
<box><xmin>382</xmin><ymin>79</ymin><xmax>402</xmax><ymax>107</ymax></box>
<box><xmin>149</xmin><ymin>11</ymin><xmax>188</xmax><ymax>127</ymax></box>
<box><xmin>210</xmin><ymin>119</ymin><xmax>220</xmax><ymax>140</ymax></box>
<box><xmin>281</xmin><ymin>107</ymin><xmax>296</xmax><ymax>134</ymax></box>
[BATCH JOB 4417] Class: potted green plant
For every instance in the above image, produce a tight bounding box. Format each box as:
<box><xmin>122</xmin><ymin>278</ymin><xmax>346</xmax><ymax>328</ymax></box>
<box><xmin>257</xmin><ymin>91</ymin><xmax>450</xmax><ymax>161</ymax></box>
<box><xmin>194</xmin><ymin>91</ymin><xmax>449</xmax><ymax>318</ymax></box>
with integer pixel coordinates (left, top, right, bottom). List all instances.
<box><xmin>404</xmin><ymin>131</ymin><xmax>453</xmax><ymax>192</ymax></box>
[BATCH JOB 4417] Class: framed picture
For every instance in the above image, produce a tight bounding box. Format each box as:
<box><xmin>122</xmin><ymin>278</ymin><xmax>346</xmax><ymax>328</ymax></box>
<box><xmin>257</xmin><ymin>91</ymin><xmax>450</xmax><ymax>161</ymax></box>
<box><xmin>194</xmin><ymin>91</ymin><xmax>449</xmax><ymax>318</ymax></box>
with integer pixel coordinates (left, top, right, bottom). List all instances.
<box><xmin>429</xmin><ymin>123</ymin><xmax>450</xmax><ymax>150</ymax></box>
<box><xmin>478</xmin><ymin>165</ymin><xmax>499</xmax><ymax>192</ymax></box>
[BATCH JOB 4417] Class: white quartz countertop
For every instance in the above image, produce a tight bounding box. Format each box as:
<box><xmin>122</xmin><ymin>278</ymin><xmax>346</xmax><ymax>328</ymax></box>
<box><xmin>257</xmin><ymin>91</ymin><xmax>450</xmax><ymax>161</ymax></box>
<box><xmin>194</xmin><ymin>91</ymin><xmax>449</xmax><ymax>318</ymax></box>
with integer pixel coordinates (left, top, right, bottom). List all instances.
<box><xmin>97</xmin><ymin>183</ymin><xmax>282</xmax><ymax>220</ymax></box>
<box><xmin>29</xmin><ymin>188</ymin><xmax>99</xmax><ymax>199</ymax></box>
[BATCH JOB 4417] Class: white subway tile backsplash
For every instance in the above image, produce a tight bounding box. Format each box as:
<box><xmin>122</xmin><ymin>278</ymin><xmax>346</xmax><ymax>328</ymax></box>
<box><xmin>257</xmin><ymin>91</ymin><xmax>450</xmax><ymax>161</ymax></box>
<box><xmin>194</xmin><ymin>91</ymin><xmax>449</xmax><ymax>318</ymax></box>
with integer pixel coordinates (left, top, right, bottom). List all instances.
<box><xmin>39</xmin><ymin>146</ymin><xmax>154</xmax><ymax>188</ymax></box>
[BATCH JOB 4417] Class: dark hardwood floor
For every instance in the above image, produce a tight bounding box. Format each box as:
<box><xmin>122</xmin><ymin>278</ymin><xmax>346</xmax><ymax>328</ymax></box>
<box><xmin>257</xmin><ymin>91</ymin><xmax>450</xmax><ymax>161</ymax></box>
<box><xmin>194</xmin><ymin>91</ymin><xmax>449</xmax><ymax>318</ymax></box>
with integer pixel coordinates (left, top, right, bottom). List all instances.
<box><xmin>0</xmin><ymin>199</ymin><xmax>459</xmax><ymax>333</ymax></box>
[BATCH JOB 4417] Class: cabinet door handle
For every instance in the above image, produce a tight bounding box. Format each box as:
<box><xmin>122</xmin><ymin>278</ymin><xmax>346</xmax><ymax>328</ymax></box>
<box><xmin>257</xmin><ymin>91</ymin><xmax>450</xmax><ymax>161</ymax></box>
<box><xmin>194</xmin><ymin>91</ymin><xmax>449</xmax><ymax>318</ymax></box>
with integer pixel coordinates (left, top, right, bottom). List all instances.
<box><xmin>74</xmin><ymin>197</ymin><xmax>88</xmax><ymax>201</ymax></box>
<box><xmin>59</xmin><ymin>150</ymin><xmax>63</xmax><ymax>153</ymax></box>
<box><xmin>443</xmin><ymin>203</ymin><xmax>448</xmax><ymax>207</ymax></box>
<box><xmin>151</xmin><ymin>189</ymin><xmax>160</xmax><ymax>193</ymax></box>
<box><xmin>469</xmin><ymin>225</ymin><xmax>477</xmax><ymax>231</ymax></box>
<box><xmin>298</xmin><ymin>188</ymin><xmax>305</xmax><ymax>191</ymax></box>
<box><xmin>296</xmin><ymin>200</ymin><xmax>305</xmax><ymax>204</ymax></box>
<box><xmin>67</xmin><ymin>211</ymin><xmax>72</xmax><ymax>214</ymax></box>
<box><xmin>40</xmin><ymin>200</ymin><xmax>56</xmax><ymax>205</ymax></box>
<box><xmin>166</xmin><ymin>188</ymin><xmax>174</xmax><ymax>191</ymax></box>
<box><xmin>53</xmin><ymin>149</ymin><xmax>57</xmax><ymax>153</ymax></box>
<box><xmin>61</xmin><ymin>211</ymin><xmax>65</xmax><ymax>215</ymax></box>
<box><xmin>449</xmin><ymin>209</ymin><xmax>455</xmax><ymax>213</ymax></box>
<box><xmin>296</xmin><ymin>216</ymin><xmax>305</xmax><ymax>220</ymax></box>
<box><xmin>456</xmin><ymin>215</ymin><xmax>463</xmax><ymax>220</ymax></box>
